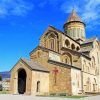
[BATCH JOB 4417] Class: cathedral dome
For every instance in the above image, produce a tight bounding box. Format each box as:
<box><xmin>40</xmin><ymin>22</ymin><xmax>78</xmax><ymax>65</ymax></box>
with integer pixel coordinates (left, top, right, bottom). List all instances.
<box><xmin>63</xmin><ymin>9</ymin><xmax>86</xmax><ymax>40</ymax></box>
<box><xmin>67</xmin><ymin>9</ymin><xmax>83</xmax><ymax>23</ymax></box>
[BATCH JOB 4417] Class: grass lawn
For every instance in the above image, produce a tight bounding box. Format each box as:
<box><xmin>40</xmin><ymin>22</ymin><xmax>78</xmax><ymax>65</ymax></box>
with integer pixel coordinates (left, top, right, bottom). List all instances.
<box><xmin>38</xmin><ymin>95</ymin><xmax>87</xmax><ymax>99</ymax></box>
<box><xmin>62</xmin><ymin>95</ymin><xmax>87</xmax><ymax>99</ymax></box>
<box><xmin>0</xmin><ymin>91</ymin><xmax>9</xmax><ymax>94</ymax></box>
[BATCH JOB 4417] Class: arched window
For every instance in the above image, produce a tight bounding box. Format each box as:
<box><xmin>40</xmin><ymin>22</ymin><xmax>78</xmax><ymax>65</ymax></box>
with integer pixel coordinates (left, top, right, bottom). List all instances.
<box><xmin>88</xmin><ymin>63</ymin><xmax>91</xmax><ymax>72</ymax></box>
<box><xmin>65</xmin><ymin>39</ymin><xmax>70</xmax><ymax>47</ymax></box>
<box><xmin>67</xmin><ymin>29</ymin><xmax>70</xmax><ymax>35</ymax></box>
<box><xmin>50</xmin><ymin>38</ymin><xmax>55</xmax><ymax>50</ymax></box>
<box><xmin>65</xmin><ymin>58</ymin><xmax>68</xmax><ymax>63</ymax></box>
<box><xmin>92</xmin><ymin>56</ymin><xmax>95</xmax><ymax>68</ymax></box>
<box><xmin>89</xmin><ymin>63</ymin><xmax>91</xmax><ymax>68</ymax></box>
<box><xmin>80</xmin><ymin>29</ymin><xmax>82</xmax><ymax>36</ymax></box>
<box><xmin>87</xmin><ymin>66</ymin><xmax>90</xmax><ymax>72</ymax></box>
<box><xmin>73</xmin><ymin>29</ymin><xmax>75</xmax><ymax>37</ymax></box>
<box><xmin>95</xmin><ymin>67</ymin><xmax>98</xmax><ymax>75</ymax></box>
<box><xmin>62</xmin><ymin>52</ymin><xmax>72</xmax><ymax>65</ymax></box>
<box><xmin>46</xmin><ymin>32</ymin><xmax>58</xmax><ymax>51</ymax></box>
<box><xmin>71</xmin><ymin>44</ymin><xmax>75</xmax><ymax>50</ymax></box>
<box><xmin>82</xmin><ymin>30</ymin><xmax>84</xmax><ymax>38</ymax></box>
<box><xmin>67</xmin><ymin>29</ymin><xmax>70</xmax><ymax>36</ymax></box>
<box><xmin>75</xmin><ymin>28</ymin><xmax>77</xmax><ymax>38</ymax></box>
<box><xmin>72</xmin><ymin>28</ymin><xmax>75</xmax><ymax>37</ymax></box>
<box><xmin>36</xmin><ymin>81</ymin><xmax>40</xmax><ymax>92</ymax></box>
<box><xmin>94</xmin><ymin>78</ymin><xmax>96</xmax><ymax>83</ymax></box>
<box><xmin>83</xmin><ymin>60</ymin><xmax>86</xmax><ymax>71</ymax></box>
<box><xmin>86</xmin><ymin>77</ymin><xmax>91</xmax><ymax>91</ymax></box>
<box><xmin>77</xmin><ymin>28</ymin><xmax>80</xmax><ymax>37</ymax></box>
<box><xmin>81</xmin><ymin>30</ymin><xmax>84</xmax><ymax>38</ymax></box>
<box><xmin>93</xmin><ymin>78</ymin><xmax>97</xmax><ymax>92</ymax></box>
<box><xmin>76</xmin><ymin>46</ymin><xmax>80</xmax><ymax>51</ymax></box>
<box><xmin>64</xmin><ymin>56</ymin><xmax>70</xmax><ymax>64</ymax></box>
<box><xmin>70</xmin><ymin>29</ymin><xmax>73</xmax><ymax>37</ymax></box>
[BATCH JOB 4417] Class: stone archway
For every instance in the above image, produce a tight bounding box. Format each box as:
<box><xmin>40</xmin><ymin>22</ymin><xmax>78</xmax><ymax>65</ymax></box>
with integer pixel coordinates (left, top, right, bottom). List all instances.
<box><xmin>18</xmin><ymin>68</ymin><xmax>27</xmax><ymax>94</ymax></box>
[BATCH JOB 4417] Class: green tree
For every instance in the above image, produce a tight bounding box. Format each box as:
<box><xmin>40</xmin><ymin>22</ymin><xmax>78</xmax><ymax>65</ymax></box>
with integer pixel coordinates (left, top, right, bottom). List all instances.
<box><xmin>0</xmin><ymin>75</ymin><xmax>2</xmax><ymax>81</ymax></box>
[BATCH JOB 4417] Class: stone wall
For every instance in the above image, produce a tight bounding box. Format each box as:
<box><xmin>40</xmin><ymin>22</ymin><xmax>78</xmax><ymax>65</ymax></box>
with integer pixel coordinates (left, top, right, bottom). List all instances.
<box><xmin>30</xmin><ymin>49</ymin><xmax>72</xmax><ymax>95</ymax></box>
<box><xmin>10</xmin><ymin>60</ymin><xmax>32</xmax><ymax>95</ymax></box>
<box><xmin>31</xmin><ymin>71</ymin><xmax>49</xmax><ymax>95</ymax></box>
<box><xmin>71</xmin><ymin>68</ymin><xmax>82</xmax><ymax>95</ymax></box>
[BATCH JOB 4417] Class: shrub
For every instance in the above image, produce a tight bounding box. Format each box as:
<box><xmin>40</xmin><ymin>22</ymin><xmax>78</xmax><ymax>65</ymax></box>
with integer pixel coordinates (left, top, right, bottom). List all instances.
<box><xmin>59</xmin><ymin>93</ymin><xmax>67</xmax><ymax>96</ymax></box>
<box><xmin>0</xmin><ymin>84</ymin><xmax>2</xmax><ymax>91</ymax></box>
<box><xmin>50</xmin><ymin>93</ymin><xmax>56</xmax><ymax>96</ymax></box>
<box><xmin>0</xmin><ymin>75</ymin><xmax>2</xmax><ymax>81</ymax></box>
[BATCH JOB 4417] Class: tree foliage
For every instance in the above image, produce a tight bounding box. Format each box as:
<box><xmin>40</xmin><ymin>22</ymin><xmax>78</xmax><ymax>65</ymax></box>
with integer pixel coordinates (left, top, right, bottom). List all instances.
<box><xmin>0</xmin><ymin>75</ymin><xmax>2</xmax><ymax>81</ymax></box>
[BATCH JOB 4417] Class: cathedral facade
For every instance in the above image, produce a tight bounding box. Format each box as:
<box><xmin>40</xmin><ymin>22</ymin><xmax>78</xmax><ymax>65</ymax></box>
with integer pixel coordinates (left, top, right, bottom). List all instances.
<box><xmin>10</xmin><ymin>10</ymin><xmax>100</xmax><ymax>95</ymax></box>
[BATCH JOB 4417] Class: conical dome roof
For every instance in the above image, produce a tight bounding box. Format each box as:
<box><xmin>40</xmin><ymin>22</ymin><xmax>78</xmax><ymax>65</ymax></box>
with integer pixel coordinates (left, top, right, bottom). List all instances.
<box><xmin>67</xmin><ymin>9</ymin><xmax>82</xmax><ymax>23</ymax></box>
<box><xmin>63</xmin><ymin>9</ymin><xmax>86</xmax><ymax>40</ymax></box>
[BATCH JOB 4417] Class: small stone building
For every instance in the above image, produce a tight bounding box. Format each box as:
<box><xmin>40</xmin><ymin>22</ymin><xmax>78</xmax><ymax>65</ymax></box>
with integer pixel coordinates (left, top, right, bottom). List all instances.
<box><xmin>10</xmin><ymin>9</ymin><xmax>100</xmax><ymax>95</ymax></box>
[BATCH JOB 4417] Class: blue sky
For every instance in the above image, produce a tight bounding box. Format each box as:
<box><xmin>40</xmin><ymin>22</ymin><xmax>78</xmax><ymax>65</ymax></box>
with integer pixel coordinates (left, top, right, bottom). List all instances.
<box><xmin>0</xmin><ymin>0</ymin><xmax>100</xmax><ymax>71</ymax></box>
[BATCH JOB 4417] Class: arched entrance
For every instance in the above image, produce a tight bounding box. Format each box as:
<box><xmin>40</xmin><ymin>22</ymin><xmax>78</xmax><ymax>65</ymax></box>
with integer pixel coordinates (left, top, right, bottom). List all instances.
<box><xmin>18</xmin><ymin>69</ymin><xmax>27</xmax><ymax>94</ymax></box>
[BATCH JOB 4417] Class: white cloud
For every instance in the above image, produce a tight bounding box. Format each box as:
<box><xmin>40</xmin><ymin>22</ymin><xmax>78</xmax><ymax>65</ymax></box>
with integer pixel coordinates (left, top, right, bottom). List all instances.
<box><xmin>37</xmin><ymin>0</ymin><xmax>100</xmax><ymax>29</ymax></box>
<box><xmin>0</xmin><ymin>0</ymin><xmax>34</xmax><ymax>17</ymax></box>
<box><xmin>39</xmin><ymin>0</ymin><xmax>100</xmax><ymax>30</ymax></box>
<box><xmin>59</xmin><ymin>0</ymin><xmax>100</xmax><ymax>29</ymax></box>
<box><xmin>81</xmin><ymin>0</ymin><xmax>100</xmax><ymax>22</ymax></box>
<box><xmin>1</xmin><ymin>0</ymin><xmax>99</xmax><ymax>29</ymax></box>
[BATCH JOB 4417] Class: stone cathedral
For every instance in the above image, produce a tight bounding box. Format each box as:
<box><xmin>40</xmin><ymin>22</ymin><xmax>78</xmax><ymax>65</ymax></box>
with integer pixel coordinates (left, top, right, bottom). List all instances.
<box><xmin>10</xmin><ymin>9</ymin><xmax>100</xmax><ymax>95</ymax></box>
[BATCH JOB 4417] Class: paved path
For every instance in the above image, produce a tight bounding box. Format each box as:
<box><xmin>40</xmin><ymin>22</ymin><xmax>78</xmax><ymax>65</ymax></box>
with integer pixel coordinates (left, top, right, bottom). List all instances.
<box><xmin>0</xmin><ymin>94</ymin><xmax>100</xmax><ymax>100</ymax></box>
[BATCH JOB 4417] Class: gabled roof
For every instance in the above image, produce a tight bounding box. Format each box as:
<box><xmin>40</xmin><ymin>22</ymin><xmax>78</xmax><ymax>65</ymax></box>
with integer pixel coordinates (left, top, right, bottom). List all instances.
<box><xmin>21</xmin><ymin>58</ymin><xmax>49</xmax><ymax>72</ymax></box>
<box><xmin>80</xmin><ymin>48</ymin><xmax>92</xmax><ymax>53</ymax></box>
<box><xmin>80</xmin><ymin>37</ymin><xmax>97</xmax><ymax>53</ymax></box>
<box><xmin>81</xmin><ymin>37</ymin><xmax>97</xmax><ymax>45</ymax></box>
<box><xmin>11</xmin><ymin>58</ymin><xmax>49</xmax><ymax>73</ymax></box>
<box><xmin>67</xmin><ymin>9</ymin><xmax>82</xmax><ymax>23</ymax></box>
